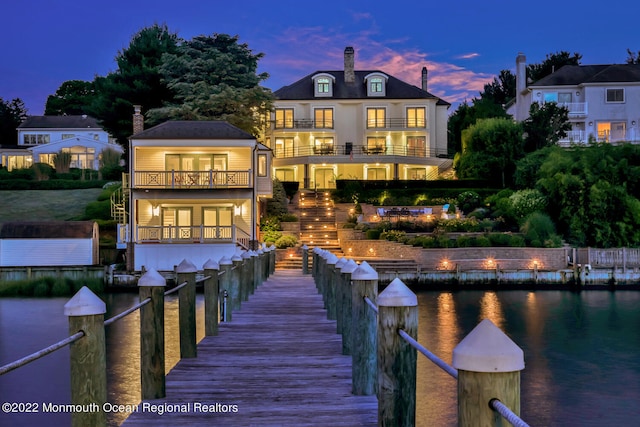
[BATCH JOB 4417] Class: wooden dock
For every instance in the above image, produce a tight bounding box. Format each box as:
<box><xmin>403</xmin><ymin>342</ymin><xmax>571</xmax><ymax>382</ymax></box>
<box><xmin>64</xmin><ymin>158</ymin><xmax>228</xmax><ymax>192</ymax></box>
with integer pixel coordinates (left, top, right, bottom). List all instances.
<box><xmin>121</xmin><ymin>270</ymin><xmax>378</xmax><ymax>426</ymax></box>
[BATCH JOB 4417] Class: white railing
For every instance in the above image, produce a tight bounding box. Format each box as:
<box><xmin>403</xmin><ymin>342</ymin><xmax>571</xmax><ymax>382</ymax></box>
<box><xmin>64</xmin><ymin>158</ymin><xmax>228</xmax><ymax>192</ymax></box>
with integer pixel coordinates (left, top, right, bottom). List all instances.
<box><xmin>558</xmin><ymin>102</ymin><xmax>588</xmax><ymax>117</ymax></box>
<box><xmin>132</xmin><ymin>170</ymin><xmax>251</xmax><ymax>189</ymax></box>
<box><xmin>136</xmin><ymin>225</ymin><xmax>235</xmax><ymax>243</ymax></box>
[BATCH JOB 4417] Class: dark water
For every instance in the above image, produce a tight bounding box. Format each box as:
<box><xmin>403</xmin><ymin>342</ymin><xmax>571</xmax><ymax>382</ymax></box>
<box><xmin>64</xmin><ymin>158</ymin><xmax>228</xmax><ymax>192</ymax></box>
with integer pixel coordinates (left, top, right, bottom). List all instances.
<box><xmin>1</xmin><ymin>291</ymin><xmax>639</xmax><ymax>426</ymax></box>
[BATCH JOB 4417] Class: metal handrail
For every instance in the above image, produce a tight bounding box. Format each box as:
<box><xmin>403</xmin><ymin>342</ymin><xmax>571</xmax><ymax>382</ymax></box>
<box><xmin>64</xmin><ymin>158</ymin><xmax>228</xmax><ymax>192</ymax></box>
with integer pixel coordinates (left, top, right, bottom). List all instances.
<box><xmin>490</xmin><ymin>399</ymin><xmax>531</xmax><ymax>427</ymax></box>
<box><xmin>0</xmin><ymin>331</ymin><xmax>85</xmax><ymax>376</ymax></box>
<box><xmin>398</xmin><ymin>329</ymin><xmax>458</xmax><ymax>379</ymax></box>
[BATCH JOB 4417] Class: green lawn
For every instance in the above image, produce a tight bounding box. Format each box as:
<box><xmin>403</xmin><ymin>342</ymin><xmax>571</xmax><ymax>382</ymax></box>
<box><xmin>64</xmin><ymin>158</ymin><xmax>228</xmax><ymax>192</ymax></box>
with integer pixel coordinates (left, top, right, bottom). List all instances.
<box><xmin>0</xmin><ymin>189</ymin><xmax>104</xmax><ymax>223</ymax></box>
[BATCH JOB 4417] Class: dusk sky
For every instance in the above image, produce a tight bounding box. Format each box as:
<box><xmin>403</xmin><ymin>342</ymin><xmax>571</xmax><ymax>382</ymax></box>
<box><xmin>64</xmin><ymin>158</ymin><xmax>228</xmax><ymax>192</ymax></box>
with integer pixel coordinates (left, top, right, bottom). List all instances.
<box><xmin>2</xmin><ymin>0</ymin><xmax>639</xmax><ymax>115</ymax></box>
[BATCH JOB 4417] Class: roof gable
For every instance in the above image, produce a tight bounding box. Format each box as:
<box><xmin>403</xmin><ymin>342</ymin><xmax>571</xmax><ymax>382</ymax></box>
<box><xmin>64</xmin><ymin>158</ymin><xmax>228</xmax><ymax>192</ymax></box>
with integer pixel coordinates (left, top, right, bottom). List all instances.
<box><xmin>18</xmin><ymin>115</ymin><xmax>103</xmax><ymax>130</ymax></box>
<box><xmin>131</xmin><ymin>121</ymin><xmax>255</xmax><ymax>140</ymax></box>
<box><xmin>275</xmin><ymin>70</ymin><xmax>449</xmax><ymax>105</ymax></box>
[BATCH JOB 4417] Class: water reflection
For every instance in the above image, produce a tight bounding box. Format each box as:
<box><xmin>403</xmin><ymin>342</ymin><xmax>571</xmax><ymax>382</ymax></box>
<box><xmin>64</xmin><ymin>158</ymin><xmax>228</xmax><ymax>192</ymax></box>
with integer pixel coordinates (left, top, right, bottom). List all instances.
<box><xmin>478</xmin><ymin>291</ymin><xmax>504</xmax><ymax>329</ymax></box>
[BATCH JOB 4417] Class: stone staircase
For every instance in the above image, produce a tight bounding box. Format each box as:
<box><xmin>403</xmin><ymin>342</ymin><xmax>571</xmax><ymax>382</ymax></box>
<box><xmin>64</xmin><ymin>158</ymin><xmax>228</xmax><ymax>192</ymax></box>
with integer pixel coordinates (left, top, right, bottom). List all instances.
<box><xmin>276</xmin><ymin>190</ymin><xmax>342</xmax><ymax>270</ymax></box>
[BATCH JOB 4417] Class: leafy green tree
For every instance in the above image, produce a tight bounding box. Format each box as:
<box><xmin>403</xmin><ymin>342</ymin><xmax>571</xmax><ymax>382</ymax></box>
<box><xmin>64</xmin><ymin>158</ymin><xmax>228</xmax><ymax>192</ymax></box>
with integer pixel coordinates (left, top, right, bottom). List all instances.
<box><xmin>522</xmin><ymin>102</ymin><xmax>571</xmax><ymax>152</ymax></box>
<box><xmin>0</xmin><ymin>98</ymin><xmax>27</xmax><ymax>145</ymax></box>
<box><xmin>455</xmin><ymin>118</ymin><xmax>524</xmax><ymax>187</ymax></box>
<box><xmin>87</xmin><ymin>24</ymin><xmax>179</xmax><ymax>145</ymax></box>
<box><xmin>45</xmin><ymin>80</ymin><xmax>96</xmax><ymax>115</ymax></box>
<box><xmin>447</xmin><ymin>98</ymin><xmax>509</xmax><ymax>155</ymax></box>
<box><xmin>527</xmin><ymin>51</ymin><xmax>582</xmax><ymax>83</ymax></box>
<box><xmin>147</xmin><ymin>33</ymin><xmax>273</xmax><ymax>135</ymax></box>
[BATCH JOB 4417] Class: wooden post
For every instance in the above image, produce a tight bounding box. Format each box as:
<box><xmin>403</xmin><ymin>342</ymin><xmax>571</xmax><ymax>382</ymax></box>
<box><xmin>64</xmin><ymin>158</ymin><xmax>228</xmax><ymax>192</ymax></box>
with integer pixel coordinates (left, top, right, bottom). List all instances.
<box><xmin>231</xmin><ymin>253</ymin><xmax>243</xmax><ymax>311</ymax></box>
<box><xmin>302</xmin><ymin>244</ymin><xmax>309</xmax><ymax>274</ymax></box>
<box><xmin>377</xmin><ymin>278</ymin><xmax>418</xmax><ymax>427</ymax></box>
<box><xmin>219</xmin><ymin>256</ymin><xmax>233</xmax><ymax>321</ymax></box>
<box><xmin>203</xmin><ymin>259</ymin><xmax>220</xmax><ymax>336</ymax></box>
<box><xmin>250</xmin><ymin>250</ymin><xmax>260</xmax><ymax>293</ymax></box>
<box><xmin>255</xmin><ymin>248</ymin><xmax>264</xmax><ymax>287</ymax></box>
<box><xmin>334</xmin><ymin>257</ymin><xmax>347</xmax><ymax>334</ymax></box>
<box><xmin>340</xmin><ymin>259</ymin><xmax>358</xmax><ymax>355</ymax></box>
<box><xmin>325</xmin><ymin>252</ymin><xmax>338</xmax><ymax>321</ymax></box>
<box><xmin>351</xmin><ymin>261</ymin><xmax>378</xmax><ymax>395</ymax></box>
<box><xmin>176</xmin><ymin>258</ymin><xmax>197</xmax><ymax>358</ymax></box>
<box><xmin>138</xmin><ymin>269</ymin><xmax>166</xmax><ymax>399</ymax></box>
<box><xmin>64</xmin><ymin>287</ymin><xmax>107</xmax><ymax>427</ymax></box>
<box><xmin>269</xmin><ymin>244</ymin><xmax>276</xmax><ymax>275</ymax></box>
<box><xmin>242</xmin><ymin>251</ymin><xmax>252</xmax><ymax>300</ymax></box>
<box><xmin>452</xmin><ymin>319</ymin><xmax>525</xmax><ymax>427</ymax></box>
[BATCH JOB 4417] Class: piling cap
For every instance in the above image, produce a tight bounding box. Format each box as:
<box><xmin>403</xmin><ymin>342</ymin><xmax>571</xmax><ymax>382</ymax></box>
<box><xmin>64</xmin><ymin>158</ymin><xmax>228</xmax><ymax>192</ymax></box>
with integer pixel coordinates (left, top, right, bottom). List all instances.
<box><xmin>325</xmin><ymin>252</ymin><xmax>338</xmax><ymax>265</ymax></box>
<box><xmin>257</xmin><ymin>248</ymin><xmax>264</xmax><ymax>255</ymax></box>
<box><xmin>242</xmin><ymin>251</ymin><xmax>252</xmax><ymax>259</ymax></box>
<box><xmin>138</xmin><ymin>268</ymin><xmax>167</xmax><ymax>287</ymax></box>
<box><xmin>378</xmin><ymin>278</ymin><xmax>417</xmax><ymax>307</ymax></box>
<box><xmin>250</xmin><ymin>250</ymin><xmax>259</xmax><ymax>257</ymax></box>
<box><xmin>302</xmin><ymin>244</ymin><xmax>309</xmax><ymax>250</ymax></box>
<box><xmin>340</xmin><ymin>259</ymin><xmax>359</xmax><ymax>274</ymax></box>
<box><xmin>219</xmin><ymin>255</ymin><xmax>233</xmax><ymax>265</ymax></box>
<box><xmin>452</xmin><ymin>319</ymin><xmax>525</xmax><ymax>373</ymax></box>
<box><xmin>335</xmin><ymin>257</ymin><xmax>348</xmax><ymax>269</ymax></box>
<box><xmin>231</xmin><ymin>253</ymin><xmax>243</xmax><ymax>262</ymax></box>
<box><xmin>64</xmin><ymin>286</ymin><xmax>106</xmax><ymax>316</ymax></box>
<box><xmin>351</xmin><ymin>261</ymin><xmax>378</xmax><ymax>281</ymax></box>
<box><xmin>176</xmin><ymin>259</ymin><xmax>197</xmax><ymax>273</ymax></box>
<box><xmin>203</xmin><ymin>259</ymin><xmax>219</xmax><ymax>270</ymax></box>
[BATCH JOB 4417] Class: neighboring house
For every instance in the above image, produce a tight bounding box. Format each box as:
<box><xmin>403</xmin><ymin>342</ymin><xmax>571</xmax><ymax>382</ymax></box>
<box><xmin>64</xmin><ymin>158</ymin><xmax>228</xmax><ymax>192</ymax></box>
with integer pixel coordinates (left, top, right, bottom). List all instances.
<box><xmin>262</xmin><ymin>46</ymin><xmax>451</xmax><ymax>189</ymax></box>
<box><xmin>119</xmin><ymin>109</ymin><xmax>273</xmax><ymax>271</ymax></box>
<box><xmin>0</xmin><ymin>221</ymin><xmax>99</xmax><ymax>266</ymax></box>
<box><xmin>511</xmin><ymin>53</ymin><xmax>640</xmax><ymax>145</ymax></box>
<box><xmin>0</xmin><ymin>115</ymin><xmax>123</xmax><ymax>170</ymax></box>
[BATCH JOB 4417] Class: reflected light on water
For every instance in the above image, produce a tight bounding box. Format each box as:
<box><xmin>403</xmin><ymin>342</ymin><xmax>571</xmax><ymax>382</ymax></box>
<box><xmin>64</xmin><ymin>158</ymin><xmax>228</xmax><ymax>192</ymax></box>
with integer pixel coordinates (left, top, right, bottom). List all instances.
<box><xmin>479</xmin><ymin>291</ymin><xmax>504</xmax><ymax>329</ymax></box>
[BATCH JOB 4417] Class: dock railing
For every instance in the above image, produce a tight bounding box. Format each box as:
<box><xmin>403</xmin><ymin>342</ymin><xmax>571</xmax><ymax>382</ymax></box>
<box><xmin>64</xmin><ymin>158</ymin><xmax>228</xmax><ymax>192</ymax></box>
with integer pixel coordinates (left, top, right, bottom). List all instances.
<box><xmin>312</xmin><ymin>247</ymin><xmax>530</xmax><ymax>427</ymax></box>
<box><xmin>0</xmin><ymin>246</ymin><xmax>274</xmax><ymax>427</ymax></box>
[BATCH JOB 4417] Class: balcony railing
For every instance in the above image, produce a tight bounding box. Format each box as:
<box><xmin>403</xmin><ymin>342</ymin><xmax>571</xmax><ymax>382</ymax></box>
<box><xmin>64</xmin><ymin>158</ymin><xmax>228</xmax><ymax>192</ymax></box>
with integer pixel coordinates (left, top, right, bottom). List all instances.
<box><xmin>271</xmin><ymin>118</ymin><xmax>426</xmax><ymax>131</ymax></box>
<box><xmin>273</xmin><ymin>144</ymin><xmax>450</xmax><ymax>159</ymax></box>
<box><xmin>132</xmin><ymin>170</ymin><xmax>251</xmax><ymax>189</ymax></box>
<box><xmin>117</xmin><ymin>224</ymin><xmax>252</xmax><ymax>249</ymax></box>
<box><xmin>534</xmin><ymin>101</ymin><xmax>587</xmax><ymax>118</ymax></box>
<box><xmin>558</xmin><ymin>129</ymin><xmax>640</xmax><ymax>146</ymax></box>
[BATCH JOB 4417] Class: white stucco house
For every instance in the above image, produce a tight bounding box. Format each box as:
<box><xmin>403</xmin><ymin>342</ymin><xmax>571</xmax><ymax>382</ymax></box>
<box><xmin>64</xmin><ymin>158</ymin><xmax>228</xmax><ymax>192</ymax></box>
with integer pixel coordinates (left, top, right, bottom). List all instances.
<box><xmin>0</xmin><ymin>115</ymin><xmax>123</xmax><ymax>170</ymax></box>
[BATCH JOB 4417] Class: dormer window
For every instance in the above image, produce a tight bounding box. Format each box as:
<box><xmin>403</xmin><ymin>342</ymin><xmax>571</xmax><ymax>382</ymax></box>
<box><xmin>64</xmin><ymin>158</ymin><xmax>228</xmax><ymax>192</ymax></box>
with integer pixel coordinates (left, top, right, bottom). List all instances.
<box><xmin>312</xmin><ymin>73</ymin><xmax>335</xmax><ymax>97</ymax></box>
<box><xmin>365</xmin><ymin>73</ymin><xmax>388</xmax><ymax>97</ymax></box>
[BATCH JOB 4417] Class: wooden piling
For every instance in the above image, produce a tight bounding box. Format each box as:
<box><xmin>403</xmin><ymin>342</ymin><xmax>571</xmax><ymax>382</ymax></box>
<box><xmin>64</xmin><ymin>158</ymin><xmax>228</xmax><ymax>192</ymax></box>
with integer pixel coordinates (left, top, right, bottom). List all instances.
<box><xmin>138</xmin><ymin>269</ymin><xmax>166</xmax><ymax>399</ymax></box>
<box><xmin>203</xmin><ymin>259</ymin><xmax>220</xmax><ymax>336</ymax></box>
<box><xmin>231</xmin><ymin>253</ymin><xmax>243</xmax><ymax>311</ymax></box>
<box><xmin>219</xmin><ymin>256</ymin><xmax>233</xmax><ymax>321</ymax></box>
<box><xmin>351</xmin><ymin>261</ymin><xmax>378</xmax><ymax>395</ymax></box>
<box><xmin>325</xmin><ymin>252</ymin><xmax>338</xmax><ymax>321</ymax></box>
<box><xmin>176</xmin><ymin>259</ymin><xmax>197</xmax><ymax>358</ymax></box>
<box><xmin>242</xmin><ymin>251</ymin><xmax>252</xmax><ymax>301</ymax></box>
<box><xmin>340</xmin><ymin>259</ymin><xmax>358</xmax><ymax>355</ymax></box>
<box><xmin>302</xmin><ymin>244</ymin><xmax>309</xmax><ymax>274</ymax></box>
<box><xmin>452</xmin><ymin>319</ymin><xmax>525</xmax><ymax>427</ymax></box>
<box><xmin>377</xmin><ymin>278</ymin><xmax>418</xmax><ymax>427</ymax></box>
<box><xmin>64</xmin><ymin>287</ymin><xmax>107</xmax><ymax>427</ymax></box>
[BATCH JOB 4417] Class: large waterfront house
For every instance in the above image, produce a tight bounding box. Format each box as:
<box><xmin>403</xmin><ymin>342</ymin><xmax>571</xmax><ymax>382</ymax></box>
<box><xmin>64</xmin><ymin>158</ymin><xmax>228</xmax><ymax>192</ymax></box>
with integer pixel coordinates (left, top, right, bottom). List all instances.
<box><xmin>0</xmin><ymin>115</ymin><xmax>123</xmax><ymax>171</ymax></box>
<box><xmin>511</xmin><ymin>53</ymin><xmax>640</xmax><ymax>145</ymax></box>
<box><xmin>262</xmin><ymin>47</ymin><xmax>451</xmax><ymax>189</ymax></box>
<box><xmin>118</xmin><ymin>109</ymin><xmax>273</xmax><ymax>271</ymax></box>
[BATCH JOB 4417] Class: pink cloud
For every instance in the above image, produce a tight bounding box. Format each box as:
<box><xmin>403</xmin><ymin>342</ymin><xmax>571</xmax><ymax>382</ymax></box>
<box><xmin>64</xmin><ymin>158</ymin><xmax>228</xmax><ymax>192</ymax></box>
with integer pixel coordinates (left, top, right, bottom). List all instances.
<box><xmin>261</xmin><ymin>26</ymin><xmax>493</xmax><ymax>104</ymax></box>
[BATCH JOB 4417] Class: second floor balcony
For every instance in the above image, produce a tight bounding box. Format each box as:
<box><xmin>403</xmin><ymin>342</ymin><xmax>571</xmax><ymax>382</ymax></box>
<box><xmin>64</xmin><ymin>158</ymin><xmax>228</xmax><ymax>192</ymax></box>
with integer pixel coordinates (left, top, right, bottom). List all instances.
<box><xmin>271</xmin><ymin>117</ymin><xmax>426</xmax><ymax>131</ymax></box>
<box><xmin>273</xmin><ymin>144</ymin><xmax>450</xmax><ymax>159</ymax></box>
<box><xmin>132</xmin><ymin>170</ymin><xmax>252</xmax><ymax>189</ymax></box>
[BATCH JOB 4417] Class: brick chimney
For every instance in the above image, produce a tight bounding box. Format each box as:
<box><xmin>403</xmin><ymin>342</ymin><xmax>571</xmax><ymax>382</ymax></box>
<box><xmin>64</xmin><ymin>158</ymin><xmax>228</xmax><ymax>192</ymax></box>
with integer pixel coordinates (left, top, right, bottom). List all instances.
<box><xmin>133</xmin><ymin>105</ymin><xmax>144</xmax><ymax>134</ymax></box>
<box><xmin>344</xmin><ymin>47</ymin><xmax>355</xmax><ymax>83</ymax></box>
<box><xmin>515</xmin><ymin>53</ymin><xmax>528</xmax><ymax>122</ymax></box>
<box><xmin>421</xmin><ymin>66</ymin><xmax>428</xmax><ymax>91</ymax></box>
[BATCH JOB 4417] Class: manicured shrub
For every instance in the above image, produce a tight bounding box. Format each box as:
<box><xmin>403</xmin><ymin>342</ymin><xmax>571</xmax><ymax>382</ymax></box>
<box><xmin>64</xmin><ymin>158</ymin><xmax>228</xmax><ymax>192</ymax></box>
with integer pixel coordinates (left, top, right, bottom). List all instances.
<box><xmin>366</xmin><ymin>229</ymin><xmax>382</xmax><ymax>240</ymax></box>
<box><xmin>275</xmin><ymin>234</ymin><xmax>297</xmax><ymax>249</ymax></box>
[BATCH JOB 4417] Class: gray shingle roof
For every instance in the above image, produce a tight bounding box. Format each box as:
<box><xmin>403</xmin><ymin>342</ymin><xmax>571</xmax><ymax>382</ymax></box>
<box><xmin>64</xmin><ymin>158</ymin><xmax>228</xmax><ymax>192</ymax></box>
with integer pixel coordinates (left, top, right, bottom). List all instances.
<box><xmin>18</xmin><ymin>115</ymin><xmax>102</xmax><ymax>129</ymax></box>
<box><xmin>531</xmin><ymin>64</ymin><xmax>640</xmax><ymax>86</ymax></box>
<box><xmin>0</xmin><ymin>221</ymin><xmax>96</xmax><ymax>239</ymax></box>
<box><xmin>132</xmin><ymin>121</ymin><xmax>255</xmax><ymax>140</ymax></box>
<box><xmin>274</xmin><ymin>70</ymin><xmax>450</xmax><ymax>105</ymax></box>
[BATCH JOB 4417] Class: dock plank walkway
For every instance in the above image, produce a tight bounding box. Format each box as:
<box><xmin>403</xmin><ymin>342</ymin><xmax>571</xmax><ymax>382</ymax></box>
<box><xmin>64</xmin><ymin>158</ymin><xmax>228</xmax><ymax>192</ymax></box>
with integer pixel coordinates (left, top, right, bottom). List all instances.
<box><xmin>122</xmin><ymin>270</ymin><xmax>377</xmax><ymax>426</ymax></box>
